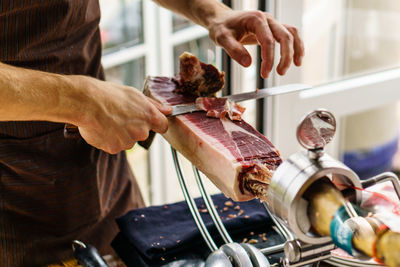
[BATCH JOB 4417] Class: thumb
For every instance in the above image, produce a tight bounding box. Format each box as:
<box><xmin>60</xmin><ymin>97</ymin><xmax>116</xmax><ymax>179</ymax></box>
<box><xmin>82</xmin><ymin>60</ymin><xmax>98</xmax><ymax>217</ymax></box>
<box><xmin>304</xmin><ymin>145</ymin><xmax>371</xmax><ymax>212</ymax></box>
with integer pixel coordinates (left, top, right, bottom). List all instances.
<box><xmin>147</xmin><ymin>97</ymin><xmax>172</xmax><ymax>115</ymax></box>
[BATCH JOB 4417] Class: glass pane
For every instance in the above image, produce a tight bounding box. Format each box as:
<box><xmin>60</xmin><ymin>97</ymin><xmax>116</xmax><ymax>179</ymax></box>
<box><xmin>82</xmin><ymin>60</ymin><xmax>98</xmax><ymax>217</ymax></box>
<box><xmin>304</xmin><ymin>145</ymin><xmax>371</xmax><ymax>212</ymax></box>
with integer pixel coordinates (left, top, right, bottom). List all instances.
<box><xmin>173</xmin><ymin>36</ymin><xmax>217</xmax><ymax>73</ymax></box>
<box><xmin>99</xmin><ymin>0</ymin><xmax>143</xmax><ymax>51</ymax></box>
<box><xmin>172</xmin><ymin>14</ymin><xmax>194</xmax><ymax>32</ymax></box>
<box><xmin>300</xmin><ymin>0</ymin><xmax>400</xmax><ymax>86</ymax></box>
<box><xmin>288</xmin><ymin>0</ymin><xmax>400</xmax><ymax>180</ymax></box>
<box><xmin>104</xmin><ymin>57</ymin><xmax>146</xmax><ymax>89</ymax></box>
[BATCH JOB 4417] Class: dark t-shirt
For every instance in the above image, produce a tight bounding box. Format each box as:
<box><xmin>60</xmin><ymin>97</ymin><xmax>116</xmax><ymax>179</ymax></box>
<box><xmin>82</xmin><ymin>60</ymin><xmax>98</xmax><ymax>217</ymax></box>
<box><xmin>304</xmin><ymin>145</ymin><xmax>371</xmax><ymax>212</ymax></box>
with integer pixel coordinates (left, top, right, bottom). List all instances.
<box><xmin>0</xmin><ymin>1</ymin><xmax>144</xmax><ymax>265</ymax></box>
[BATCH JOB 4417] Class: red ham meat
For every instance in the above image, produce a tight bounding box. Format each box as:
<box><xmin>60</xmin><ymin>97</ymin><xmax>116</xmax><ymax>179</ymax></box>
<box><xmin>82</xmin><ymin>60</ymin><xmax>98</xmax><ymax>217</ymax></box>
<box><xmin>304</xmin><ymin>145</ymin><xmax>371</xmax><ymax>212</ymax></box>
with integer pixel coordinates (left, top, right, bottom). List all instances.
<box><xmin>174</xmin><ymin>52</ymin><xmax>225</xmax><ymax>97</ymax></box>
<box><xmin>195</xmin><ymin>97</ymin><xmax>246</xmax><ymax>121</ymax></box>
<box><xmin>144</xmin><ymin>54</ymin><xmax>281</xmax><ymax>201</ymax></box>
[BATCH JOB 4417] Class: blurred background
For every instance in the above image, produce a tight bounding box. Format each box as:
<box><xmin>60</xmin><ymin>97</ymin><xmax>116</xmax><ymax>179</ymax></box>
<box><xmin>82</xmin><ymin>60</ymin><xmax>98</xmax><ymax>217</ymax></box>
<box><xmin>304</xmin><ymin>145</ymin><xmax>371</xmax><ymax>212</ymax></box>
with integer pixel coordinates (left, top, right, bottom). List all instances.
<box><xmin>99</xmin><ymin>0</ymin><xmax>400</xmax><ymax>205</ymax></box>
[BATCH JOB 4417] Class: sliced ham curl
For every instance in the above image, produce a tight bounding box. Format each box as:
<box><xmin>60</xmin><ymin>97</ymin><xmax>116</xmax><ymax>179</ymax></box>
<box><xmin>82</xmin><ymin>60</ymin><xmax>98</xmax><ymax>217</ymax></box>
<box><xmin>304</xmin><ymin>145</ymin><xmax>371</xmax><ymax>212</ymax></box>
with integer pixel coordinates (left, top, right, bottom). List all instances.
<box><xmin>195</xmin><ymin>97</ymin><xmax>246</xmax><ymax>121</ymax></box>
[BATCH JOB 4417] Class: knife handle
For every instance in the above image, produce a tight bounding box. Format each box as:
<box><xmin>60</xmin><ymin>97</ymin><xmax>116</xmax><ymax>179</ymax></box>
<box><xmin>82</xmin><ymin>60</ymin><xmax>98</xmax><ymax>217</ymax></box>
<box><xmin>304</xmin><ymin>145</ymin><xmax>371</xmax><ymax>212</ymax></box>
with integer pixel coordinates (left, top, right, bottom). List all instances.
<box><xmin>138</xmin><ymin>131</ymin><xmax>156</xmax><ymax>149</ymax></box>
<box><xmin>63</xmin><ymin>123</ymin><xmax>156</xmax><ymax>149</ymax></box>
<box><xmin>72</xmin><ymin>240</ymin><xmax>109</xmax><ymax>267</ymax></box>
<box><xmin>64</xmin><ymin>124</ymin><xmax>81</xmax><ymax>139</ymax></box>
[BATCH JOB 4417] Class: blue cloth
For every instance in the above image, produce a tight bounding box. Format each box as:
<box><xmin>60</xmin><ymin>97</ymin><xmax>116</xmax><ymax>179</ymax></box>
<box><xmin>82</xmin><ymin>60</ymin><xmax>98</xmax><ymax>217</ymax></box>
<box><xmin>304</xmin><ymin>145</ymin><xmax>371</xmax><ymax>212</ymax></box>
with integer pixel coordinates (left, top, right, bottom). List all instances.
<box><xmin>114</xmin><ymin>194</ymin><xmax>279</xmax><ymax>264</ymax></box>
<box><xmin>342</xmin><ymin>136</ymin><xmax>398</xmax><ymax>179</ymax></box>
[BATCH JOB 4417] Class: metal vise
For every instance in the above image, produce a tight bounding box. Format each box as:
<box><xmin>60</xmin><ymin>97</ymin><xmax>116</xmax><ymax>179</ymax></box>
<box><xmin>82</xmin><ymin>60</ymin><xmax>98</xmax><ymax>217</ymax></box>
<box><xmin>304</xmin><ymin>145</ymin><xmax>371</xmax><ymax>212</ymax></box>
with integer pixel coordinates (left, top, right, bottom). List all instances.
<box><xmin>173</xmin><ymin>108</ymin><xmax>400</xmax><ymax>267</ymax></box>
<box><xmin>265</xmin><ymin>109</ymin><xmax>400</xmax><ymax>266</ymax></box>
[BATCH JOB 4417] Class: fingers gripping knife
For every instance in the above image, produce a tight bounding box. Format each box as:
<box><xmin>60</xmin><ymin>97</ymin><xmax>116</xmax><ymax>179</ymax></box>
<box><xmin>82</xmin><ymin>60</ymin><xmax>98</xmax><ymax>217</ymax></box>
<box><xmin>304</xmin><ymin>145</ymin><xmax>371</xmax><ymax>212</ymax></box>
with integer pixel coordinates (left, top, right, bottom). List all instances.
<box><xmin>171</xmin><ymin>109</ymin><xmax>400</xmax><ymax>267</ymax></box>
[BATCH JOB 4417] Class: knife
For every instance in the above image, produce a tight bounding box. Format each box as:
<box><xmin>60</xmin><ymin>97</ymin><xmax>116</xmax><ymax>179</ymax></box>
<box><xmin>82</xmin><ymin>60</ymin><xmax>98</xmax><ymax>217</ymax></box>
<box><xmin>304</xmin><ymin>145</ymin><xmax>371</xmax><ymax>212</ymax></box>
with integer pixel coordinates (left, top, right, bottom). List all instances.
<box><xmin>168</xmin><ymin>83</ymin><xmax>310</xmax><ymax>117</ymax></box>
<box><xmin>63</xmin><ymin>83</ymin><xmax>310</xmax><ymax>148</ymax></box>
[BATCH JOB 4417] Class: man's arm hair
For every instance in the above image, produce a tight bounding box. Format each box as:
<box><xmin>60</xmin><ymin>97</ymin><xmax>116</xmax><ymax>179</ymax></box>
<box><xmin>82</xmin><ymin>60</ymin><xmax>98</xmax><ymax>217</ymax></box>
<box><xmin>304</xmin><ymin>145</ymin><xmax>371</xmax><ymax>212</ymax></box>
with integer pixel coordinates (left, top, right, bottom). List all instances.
<box><xmin>0</xmin><ymin>62</ymin><xmax>88</xmax><ymax>125</ymax></box>
<box><xmin>0</xmin><ymin>62</ymin><xmax>171</xmax><ymax>154</ymax></box>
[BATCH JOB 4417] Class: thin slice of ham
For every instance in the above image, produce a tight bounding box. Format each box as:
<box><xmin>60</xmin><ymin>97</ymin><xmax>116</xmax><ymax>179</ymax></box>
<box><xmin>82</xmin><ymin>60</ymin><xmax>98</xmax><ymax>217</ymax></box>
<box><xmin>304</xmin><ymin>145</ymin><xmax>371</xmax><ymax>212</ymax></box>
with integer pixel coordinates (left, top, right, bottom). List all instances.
<box><xmin>195</xmin><ymin>97</ymin><xmax>246</xmax><ymax>121</ymax></box>
<box><xmin>144</xmin><ymin>76</ymin><xmax>282</xmax><ymax>201</ymax></box>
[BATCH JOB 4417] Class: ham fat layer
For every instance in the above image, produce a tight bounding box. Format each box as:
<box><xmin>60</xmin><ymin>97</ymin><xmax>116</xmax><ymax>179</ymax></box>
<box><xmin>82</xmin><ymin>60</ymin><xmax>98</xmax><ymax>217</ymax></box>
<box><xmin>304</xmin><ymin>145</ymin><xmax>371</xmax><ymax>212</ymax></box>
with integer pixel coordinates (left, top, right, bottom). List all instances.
<box><xmin>144</xmin><ymin>77</ymin><xmax>282</xmax><ymax>201</ymax></box>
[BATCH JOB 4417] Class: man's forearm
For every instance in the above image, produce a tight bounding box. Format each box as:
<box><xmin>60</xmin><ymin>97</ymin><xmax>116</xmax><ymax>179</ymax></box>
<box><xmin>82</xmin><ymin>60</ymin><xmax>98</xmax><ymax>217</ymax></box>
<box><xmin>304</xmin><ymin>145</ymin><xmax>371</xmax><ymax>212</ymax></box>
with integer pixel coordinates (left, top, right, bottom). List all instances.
<box><xmin>0</xmin><ymin>62</ymin><xmax>86</xmax><ymax>124</ymax></box>
<box><xmin>0</xmin><ymin>62</ymin><xmax>172</xmax><ymax>154</ymax></box>
<box><xmin>153</xmin><ymin>0</ymin><xmax>230</xmax><ymax>29</ymax></box>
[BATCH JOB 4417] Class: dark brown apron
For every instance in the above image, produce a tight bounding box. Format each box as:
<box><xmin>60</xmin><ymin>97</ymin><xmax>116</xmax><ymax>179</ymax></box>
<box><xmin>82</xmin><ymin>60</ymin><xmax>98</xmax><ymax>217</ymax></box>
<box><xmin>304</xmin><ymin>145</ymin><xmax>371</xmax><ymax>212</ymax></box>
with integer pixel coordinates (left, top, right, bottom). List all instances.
<box><xmin>0</xmin><ymin>1</ymin><xmax>144</xmax><ymax>266</ymax></box>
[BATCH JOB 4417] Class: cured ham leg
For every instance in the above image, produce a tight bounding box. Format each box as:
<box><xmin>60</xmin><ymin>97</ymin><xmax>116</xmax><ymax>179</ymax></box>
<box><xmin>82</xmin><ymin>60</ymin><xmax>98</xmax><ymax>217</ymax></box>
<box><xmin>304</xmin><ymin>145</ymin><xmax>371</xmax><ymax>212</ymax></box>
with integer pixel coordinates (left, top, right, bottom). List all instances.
<box><xmin>144</xmin><ymin>75</ymin><xmax>281</xmax><ymax>201</ymax></box>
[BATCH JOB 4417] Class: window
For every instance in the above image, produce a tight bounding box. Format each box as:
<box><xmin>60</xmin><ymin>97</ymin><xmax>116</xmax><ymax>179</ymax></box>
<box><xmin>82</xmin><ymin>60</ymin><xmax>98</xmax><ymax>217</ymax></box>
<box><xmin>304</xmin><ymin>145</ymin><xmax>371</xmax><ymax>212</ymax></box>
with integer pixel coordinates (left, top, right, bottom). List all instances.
<box><xmin>281</xmin><ymin>0</ymin><xmax>400</xmax><ymax>86</ymax></box>
<box><xmin>172</xmin><ymin>13</ymin><xmax>194</xmax><ymax>32</ymax></box>
<box><xmin>105</xmin><ymin>58</ymin><xmax>146</xmax><ymax>89</ymax></box>
<box><xmin>264</xmin><ymin>0</ymin><xmax>400</xmax><ymax>180</ymax></box>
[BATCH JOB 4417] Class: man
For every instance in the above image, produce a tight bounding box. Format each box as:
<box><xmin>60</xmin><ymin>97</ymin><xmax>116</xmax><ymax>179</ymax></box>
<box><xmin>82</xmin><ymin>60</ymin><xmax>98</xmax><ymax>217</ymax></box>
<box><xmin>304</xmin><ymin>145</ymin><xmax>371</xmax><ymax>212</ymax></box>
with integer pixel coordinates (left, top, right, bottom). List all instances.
<box><xmin>0</xmin><ymin>0</ymin><xmax>303</xmax><ymax>265</ymax></box>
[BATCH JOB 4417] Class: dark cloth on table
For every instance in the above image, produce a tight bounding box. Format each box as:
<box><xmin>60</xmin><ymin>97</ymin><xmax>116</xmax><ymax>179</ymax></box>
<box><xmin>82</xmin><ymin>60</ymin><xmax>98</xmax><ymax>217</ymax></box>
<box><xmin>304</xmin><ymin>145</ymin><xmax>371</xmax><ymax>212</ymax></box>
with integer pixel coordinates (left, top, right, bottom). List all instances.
<box><xmin>113</xmin><ymin>194</ymin><xmax>285</xmax><ymax>266</ymax></box>
<box><xmin>0</xmin><ymin>1</ymin><xmax>144</xmax><ymax>266</ymax></box>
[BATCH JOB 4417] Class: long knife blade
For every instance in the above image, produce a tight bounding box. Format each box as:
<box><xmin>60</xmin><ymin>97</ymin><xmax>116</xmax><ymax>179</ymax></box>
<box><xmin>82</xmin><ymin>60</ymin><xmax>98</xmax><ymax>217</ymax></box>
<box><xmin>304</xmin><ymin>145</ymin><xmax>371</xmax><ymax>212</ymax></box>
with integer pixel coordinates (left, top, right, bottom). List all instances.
<box><xmin>169</xmin><ymin>83</ymin><xmax>310</xmax><ymax>117</ymax></box>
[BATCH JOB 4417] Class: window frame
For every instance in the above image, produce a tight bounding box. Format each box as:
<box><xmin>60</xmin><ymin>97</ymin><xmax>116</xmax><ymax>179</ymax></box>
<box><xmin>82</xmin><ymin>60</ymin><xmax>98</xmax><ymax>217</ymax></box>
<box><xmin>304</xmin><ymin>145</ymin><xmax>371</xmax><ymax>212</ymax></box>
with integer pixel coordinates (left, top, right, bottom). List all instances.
<box><xmin>263</xmin><ymin>0</ymin><xmax>400</xmax><ymax>161</ymax></box>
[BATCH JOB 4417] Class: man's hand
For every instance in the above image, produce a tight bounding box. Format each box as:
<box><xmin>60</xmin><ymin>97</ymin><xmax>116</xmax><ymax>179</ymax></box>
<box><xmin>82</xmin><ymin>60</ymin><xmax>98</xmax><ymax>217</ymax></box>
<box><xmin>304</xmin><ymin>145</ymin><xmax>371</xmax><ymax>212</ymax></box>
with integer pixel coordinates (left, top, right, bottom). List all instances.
<box><xmin>153</xmin><ymin>0</ymin><xmax>304</xmax><ymax>79</ymax></box>
<box><xmin>73</xmin><ymin>76</ymin><xmax>171</xmax><ymax>154</ymax></box>
<box><xmin>208</xmin><ymin>10</ymin><xmax>304</xmax><ymax>78</ymax></box>
<box><xmin>0</xmin><ymin>63</ymin><xmax>171</xmax><ymax>155</ymax></box>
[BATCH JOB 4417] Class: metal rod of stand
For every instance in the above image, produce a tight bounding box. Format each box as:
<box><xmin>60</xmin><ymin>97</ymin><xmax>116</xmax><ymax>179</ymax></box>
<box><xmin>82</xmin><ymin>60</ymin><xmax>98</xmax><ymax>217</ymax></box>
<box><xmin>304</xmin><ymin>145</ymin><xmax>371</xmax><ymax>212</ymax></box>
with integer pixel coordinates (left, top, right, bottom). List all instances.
<box><xmin>171</xmin><ymin>148</ymin><xmax>218</xmax><ymax>252</ymax></box>
<box><xmin>193</xmin><ymin>166</ymin><xmax>233</xmax><ymax>244</ymax></box>
<box><xmin>361</xmin><ymin>172</ymin><xmax>400</xmax><ymax>200</ymax></box>
<box><xmin>260</xmin><ymin>243</ymin><xmax>285</xmax><ymax>255</ymax></box>
<box><xmin>171</xmin><ymin>147</ymin><xmax>293</xmax><ymax>261</ymax></box>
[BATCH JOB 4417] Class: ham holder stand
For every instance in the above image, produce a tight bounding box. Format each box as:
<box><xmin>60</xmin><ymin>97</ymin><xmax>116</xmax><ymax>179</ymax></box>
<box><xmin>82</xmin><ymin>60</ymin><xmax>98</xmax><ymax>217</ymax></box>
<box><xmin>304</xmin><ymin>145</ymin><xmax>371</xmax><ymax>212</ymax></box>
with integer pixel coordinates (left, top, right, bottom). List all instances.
<box><xmin>171</xmin><ymin>107</ymin><xmax>400</xmax><ymax>267</ymax></box>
